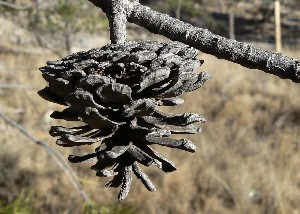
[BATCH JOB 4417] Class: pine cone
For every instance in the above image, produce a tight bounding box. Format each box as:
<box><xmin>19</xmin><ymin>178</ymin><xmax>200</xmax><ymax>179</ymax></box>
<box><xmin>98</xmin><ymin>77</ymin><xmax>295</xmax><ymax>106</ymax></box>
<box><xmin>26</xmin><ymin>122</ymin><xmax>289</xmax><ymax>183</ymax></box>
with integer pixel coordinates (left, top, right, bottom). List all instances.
<box><xmin>38</xmin><ymin>40</ymin><xmax>211</xmax><ymax>200</ymax></box>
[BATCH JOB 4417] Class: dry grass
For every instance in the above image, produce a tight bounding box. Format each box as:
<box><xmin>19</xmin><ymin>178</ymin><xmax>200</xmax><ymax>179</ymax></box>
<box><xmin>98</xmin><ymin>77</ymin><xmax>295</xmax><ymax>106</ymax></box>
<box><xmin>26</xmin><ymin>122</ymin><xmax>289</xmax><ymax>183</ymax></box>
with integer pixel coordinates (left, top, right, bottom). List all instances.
<box><xmin>0</xmin><ymin>44</ymin><xmax>299</xmax><ymax>214</ymax></box>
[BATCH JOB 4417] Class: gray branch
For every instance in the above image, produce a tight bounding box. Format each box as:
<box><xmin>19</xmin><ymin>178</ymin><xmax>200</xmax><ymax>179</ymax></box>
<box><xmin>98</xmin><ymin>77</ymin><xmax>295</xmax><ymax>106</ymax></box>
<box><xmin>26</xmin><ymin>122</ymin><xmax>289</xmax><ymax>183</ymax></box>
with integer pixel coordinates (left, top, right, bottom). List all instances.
<box><xmin>87</xmin><ymin>0</ymin><xmax>300</xmax><ymax>83</ymax></box>
<box><xmin>107</xmin><ymin>0</ymin><xmax>128</xmax><ymax>44</ymax></box>
<box><xmin>0</xmin><ymin>84</ymin><xmax>39</xmax><ymax>90</ymax></box>
<box><xmin>0</xmin><ymin>112</ymin><xmax>89</xmax><ymax>202</ymax></box>
<box><xmin>0</xmin><ymin>0</ymin><xmax>30</xmax><ymax>10</ymax></box>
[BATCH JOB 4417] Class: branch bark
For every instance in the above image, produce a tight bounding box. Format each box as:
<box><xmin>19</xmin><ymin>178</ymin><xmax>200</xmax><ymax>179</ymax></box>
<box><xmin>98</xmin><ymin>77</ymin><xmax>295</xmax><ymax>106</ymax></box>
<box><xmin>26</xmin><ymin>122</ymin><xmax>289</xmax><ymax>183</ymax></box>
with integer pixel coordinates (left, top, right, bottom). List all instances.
<box><xmin>107</xmin><ymin>0</ymin><xmax>128</xmax><ymax>44</ymax></box>
<box><xmin>87</xmin><ymin>0</ymin><xmax>300</xmax><ymax>83</ymax></box>
<box><xmin>0</xmin><ymin>112</ymin><xmax>89</xmax><ymax>202</ymax></box>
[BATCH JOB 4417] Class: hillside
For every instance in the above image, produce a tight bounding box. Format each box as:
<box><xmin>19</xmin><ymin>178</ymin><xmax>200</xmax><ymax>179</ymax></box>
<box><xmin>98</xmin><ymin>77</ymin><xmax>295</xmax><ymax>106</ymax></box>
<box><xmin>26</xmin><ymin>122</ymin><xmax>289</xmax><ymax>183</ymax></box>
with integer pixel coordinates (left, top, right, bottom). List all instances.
<box><xmin>147</xmin><ymin>0</ymin><xmax>300</xmax><ymax>46</ymax></box>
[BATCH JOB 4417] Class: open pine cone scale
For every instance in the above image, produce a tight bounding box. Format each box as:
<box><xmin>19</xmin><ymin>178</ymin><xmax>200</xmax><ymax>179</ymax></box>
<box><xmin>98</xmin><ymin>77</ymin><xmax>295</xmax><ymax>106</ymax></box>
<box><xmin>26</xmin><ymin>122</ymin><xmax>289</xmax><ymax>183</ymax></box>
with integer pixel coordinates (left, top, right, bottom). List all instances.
<box><xmin>39</xmin><ymin>40</ymin><xmax>211</xmax><ymax>200</ymax></box>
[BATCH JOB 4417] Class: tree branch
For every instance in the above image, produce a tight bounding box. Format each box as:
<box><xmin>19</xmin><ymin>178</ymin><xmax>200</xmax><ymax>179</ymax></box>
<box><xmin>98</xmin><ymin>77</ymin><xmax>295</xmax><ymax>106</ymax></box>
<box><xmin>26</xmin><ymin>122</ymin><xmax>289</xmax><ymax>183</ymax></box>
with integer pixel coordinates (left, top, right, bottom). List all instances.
<box><xmin>87</xmin><ymin>0</ymin><xmax>300</xmax><ymax>83</ymax></box>
<box><xmin>0</xmin><ymin>112</ymin><xmax>89</xmax><ymax>202</ymax></box>
<box><xmin>0</xmin><ymin>0</ymin><xmax>30</xmax><ymax>10</ymax></box>
<box><xmin>0</xmin><ymin>84</ymin><xmax>39</xmax><ymax>90</ymax></box>
<box><xmin>107</xmin><ymin>0</ymin><xmax>128</xmax><ymax>44</ymax></box>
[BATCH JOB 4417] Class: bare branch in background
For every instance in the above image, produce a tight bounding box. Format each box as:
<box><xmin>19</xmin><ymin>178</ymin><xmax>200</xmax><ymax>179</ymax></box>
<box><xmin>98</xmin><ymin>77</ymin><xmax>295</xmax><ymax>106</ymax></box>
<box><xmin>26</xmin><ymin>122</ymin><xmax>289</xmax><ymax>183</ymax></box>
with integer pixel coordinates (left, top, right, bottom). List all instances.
<box><xmin>0</xmin><ymin>112</ymin><xmax>89</xmax><ymax>202</ymax></box>
<box><xmin>87</xmin><ymin>0</ymin><xmax>300</xmax><ymax>83</ymax></box>
<box><xmin>0</xmin><ymin>84</ymin><xmax>39</xmax><ymax>90</ymax></box>
<box><xmin>0</xmin><ymin>0</ymin><xmax>30</xmax><ymax>10</ymax></box>
<box><xmin>176</xmin><ymin>0</ymin><xmax>183</xmax><ymax>20</ymax></box>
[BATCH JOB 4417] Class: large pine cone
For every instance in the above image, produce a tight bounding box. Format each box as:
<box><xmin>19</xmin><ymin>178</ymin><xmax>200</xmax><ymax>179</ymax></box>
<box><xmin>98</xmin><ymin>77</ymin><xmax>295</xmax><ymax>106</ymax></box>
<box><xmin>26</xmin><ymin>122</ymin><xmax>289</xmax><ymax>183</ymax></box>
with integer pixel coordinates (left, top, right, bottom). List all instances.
<box><xmin>39</xmin><ymin>40</ymin><xmax>211</xmax><ymax>200</ymax></box>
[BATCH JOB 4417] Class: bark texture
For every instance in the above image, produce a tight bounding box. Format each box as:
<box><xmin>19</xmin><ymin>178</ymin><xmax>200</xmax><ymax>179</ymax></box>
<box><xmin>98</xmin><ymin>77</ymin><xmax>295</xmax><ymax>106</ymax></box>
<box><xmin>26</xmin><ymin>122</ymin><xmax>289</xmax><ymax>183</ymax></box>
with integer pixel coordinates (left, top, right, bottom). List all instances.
<box><xmin>108</xmin><ymin>0</ymin><xmax>128</xmax><ymax>43</ymax></box>
<box><xmin>87</xmin><ymin>0</ymin><xmax>300</xmax><ymax>83</ymax></box>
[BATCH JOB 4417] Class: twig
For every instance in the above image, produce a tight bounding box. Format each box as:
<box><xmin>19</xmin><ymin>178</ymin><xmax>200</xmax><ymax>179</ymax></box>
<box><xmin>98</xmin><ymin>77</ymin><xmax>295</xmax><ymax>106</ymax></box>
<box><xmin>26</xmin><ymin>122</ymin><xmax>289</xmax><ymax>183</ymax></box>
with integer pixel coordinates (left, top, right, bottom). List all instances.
<box><xmin>107</xmin><ymin>0</ymin><xmax>128</xmax><ymax>44</ymax></box>
<box><xmin>4</xmin><ymin>72</ymin><xmax>42</xmax><ymax>114</ymax></box>
<box><xmin>0</xmin><ymin>112</ymin><xmax>89</xmax><ymax>202</ymax></box>
<box><xmin>0</xmin><ymin>0</ymin><xmax>30</xmax><ymax>10</ymax></box>
<box><xmin>176</xmin><ymin>0</ymin><xmax>183</xmax><ymax>20</ymax></box>
<box><xmin>87</xmin><ymin>0</ymin><xmax>300</xmax><ymax>83</ymax></box>
<box><xmin>0</xmin><ymin>84</ymin><xmax>39</xmax><ymax>90</ymax></box>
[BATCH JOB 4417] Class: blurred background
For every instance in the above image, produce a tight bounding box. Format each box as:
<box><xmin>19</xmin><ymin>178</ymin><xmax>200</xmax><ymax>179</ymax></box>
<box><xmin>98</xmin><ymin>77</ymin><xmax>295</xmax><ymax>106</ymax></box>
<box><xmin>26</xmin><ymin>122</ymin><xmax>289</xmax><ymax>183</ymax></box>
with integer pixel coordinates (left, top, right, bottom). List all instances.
<box><xmin>0</xmin><ymin>0</ymin><xmax>299</xmax><ymax>213</ymax></box>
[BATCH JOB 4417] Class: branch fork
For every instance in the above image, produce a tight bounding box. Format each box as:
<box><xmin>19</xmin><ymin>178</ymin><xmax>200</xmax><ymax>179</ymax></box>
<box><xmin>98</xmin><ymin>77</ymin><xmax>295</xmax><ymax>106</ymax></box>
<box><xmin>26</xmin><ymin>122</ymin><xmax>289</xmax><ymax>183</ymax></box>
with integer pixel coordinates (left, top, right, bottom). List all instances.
<box><xmin>89</xmin><ymin>0</ymin><xmax>300</xmax><ymax>83</ymax></box>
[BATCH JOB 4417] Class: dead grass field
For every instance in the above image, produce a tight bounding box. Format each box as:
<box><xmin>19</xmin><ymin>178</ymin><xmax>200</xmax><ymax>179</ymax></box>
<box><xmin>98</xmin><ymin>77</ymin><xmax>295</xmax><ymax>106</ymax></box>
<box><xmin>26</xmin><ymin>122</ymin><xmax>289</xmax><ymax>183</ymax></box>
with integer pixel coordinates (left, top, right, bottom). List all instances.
<box><xmin>0</xmin><ymin>41</ymin><xmax>299</xmax><ymax>214</ymax></box>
